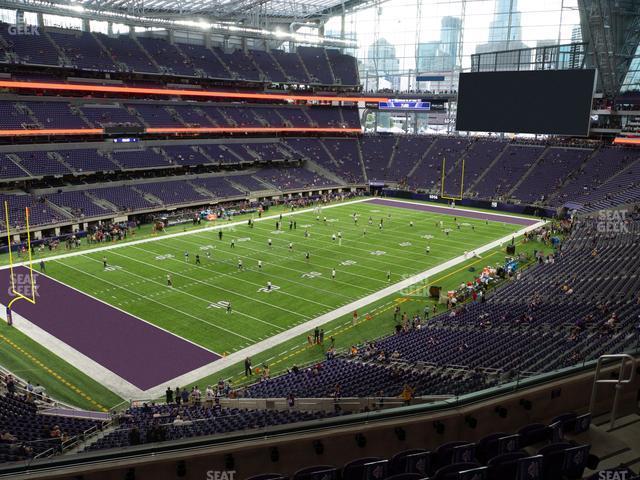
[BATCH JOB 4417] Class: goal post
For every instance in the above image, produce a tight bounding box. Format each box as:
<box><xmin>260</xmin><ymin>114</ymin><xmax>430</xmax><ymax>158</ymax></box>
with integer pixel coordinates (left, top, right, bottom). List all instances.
<box><xmin>4</xmin><ymin>201</ymin><xmax>37</xmax><ymax>324</ymax></box>
<box><xmin>440</xmin><ymin>157</ymin><xmax>465</xmax><ymax>202</ymax></box>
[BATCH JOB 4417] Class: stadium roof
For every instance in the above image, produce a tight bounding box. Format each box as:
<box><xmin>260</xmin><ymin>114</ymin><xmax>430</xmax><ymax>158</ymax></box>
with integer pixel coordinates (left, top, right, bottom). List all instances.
<box><xmin>76</xmin><ymin>0</ymin><xmax>359</xmax><ymax>20</ymax></box>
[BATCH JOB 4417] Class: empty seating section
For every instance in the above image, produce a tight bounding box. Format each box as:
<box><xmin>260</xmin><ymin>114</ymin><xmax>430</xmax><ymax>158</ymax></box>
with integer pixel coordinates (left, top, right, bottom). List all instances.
<box><xmin>360</xmin><ymin>135</ymin><xmax>396</xmax><ymax>182</ymax></box>
<box><xmin>45</xmin><ymin>191</ymin><xmax>111</xmax><ymax>217</ymax></box>
<box><xmin>394</xmin><ymin>136</ymin><xmax>437</xmax><ymax>185</ymax></box>
<box><xmin>109</xmin><ymin>149</ymin><xmax>170</xmax><ymax>170</ymax></box>
<box><xmin>175</xmin><ymin>43</ymin><xmax>230</xmax><ymax>78</ymax></box>
<box><xmin>0</xmin><ymin>23</ymin><xmax>59</xmax><ymax>65</ymax></box>
<box><xmin>13</xmin><ymin>151</ymin><xmax>71</xmax><ymax>177</ymax></box>
<box><xmin>249</xmin><ymin>50</ymin><xmax>288</xmax><ymax>83</ymax></box>
<box><xmin>96</xmin><ymin>33</ymin><xmax>159</xmax><ymax>73</ymax></box>
<box><xmin>0</xmin><ymin>102</ymin><xmax>35</xmax><ymax>129</ymax></box>
<box><xmin>409</xmin><ymin>137</ymin><xmax>469</xmax><ymax>191</ymax></box>
<box><xmin>80</xmin><ymin>104</ymin><xmax>140</xmax><ymax>128</ymax></box>
<box><xmin>229</xmin><ymin>175</ymin><xmax>271</xmax><ymax>192</ymax></box>
<box><xmin>135</xmin><ymin>180</ymin><xmax>209</xmax><ymax>206</ymax></box>
<box><xmin>297</xmin><ymin>47</ymin><xmax>335</xmax><ymax>84</ymax></box>
<box><xmin>325</xmin><ymin>48</ymin><xmax>360</xmax><ymax>85</ymax></box>
<box><xmin>89</xmin><ymin>186</ymin><xmax>156</xmax><ymax>211</ymax></box>
<box><xmin>46</xmin><ymin>30</ymin><xmax>116</xmax><ymax>71</ymax></box>
<box><xmin>307</xmin><ymin>107</ymin><xmax>344</xmax><ymax>127</ymax></box>
<box><xmin>270</xmin><ymin>49</ymin><xmax>310</xmax><ymax>83</ymax></box>
<box><xmin>253</xmin><ymin>167</ymin><xmax>337</xmax><ymax>190</ymax></box>
<box><xmin>0</xmin><ymin>155</ymin><xmax>29</xmax><ymax>179</ymax></box>
<box><xmin>27</xmin><ymin>101</ymin><xmax>87</xmax><ymax>129</ymax></box>
<box><xmin>162</xmin><ymin>145</ymin><xmax>211</xmax><ymax>166</ymax></box>
<box><xmin>323</xmin><ymin>139</ymin><xmax>364</xmax><ymax>183</ymax></box>
<box><xmin>56</xmin><ymin>149</ymin><xmax>118</xmax><ymax>173</ymax></box>
<box><xmin>0</xmin><ymin>193</ymin><xmax>68</xmax><ymax>228</ymax></box>
<box><xmin>511</xmin><ymin>148</ymin><xmax>590</xmax><ymax>204</ymax></box>
<box><xmin>214</xmin><ymin>47</ymin><xmax>260</xmax><ymax>81</ymax></box>
<box><xmin>458</xmin><ymin>140</ymin><xmax>506</xmax><ymax>197</ymax></box>
<box><xmin>0</xmin><ymin>99</ymin><xmax>361</xmax><ymax>132</ymax></box>
<box><xmin>0</xmin><ymin>24</ymin><xmax>359</xmax><ymax>85</ymax></box>
<box><xmin>471</xmin><ymin>145</ymin><xmax>543</xmax><ymax>200</ymax></box>
<box><xmin>130</xmin><ymin>104</ymin><xmax>183</xmax><ymax>127</ymax></box>
<box><xmin>190</xmin><ymin>177</ymin><xmax>245</xmax><ymax>198</ymax></box>
<box><xmin>136</xmin><ymin>37</ymin><xmax>196</xmax><ymax>77</ymax></box>
<box><xmin>551</xmin><ymin>148</ymin><xmax>636</xmax><ymax>206</ymax></box>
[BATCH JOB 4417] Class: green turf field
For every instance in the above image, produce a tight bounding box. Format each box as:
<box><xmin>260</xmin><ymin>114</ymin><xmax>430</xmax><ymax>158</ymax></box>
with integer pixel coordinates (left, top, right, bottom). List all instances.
<box><xmin>0</xmin><ymin>199</ymin><xmax>545</xmax><ymax>409</ymax></box>
<box><xmin>41</xmin><ymin>200</ymin><xmax>524</xmax><ymax>355</ymax></box>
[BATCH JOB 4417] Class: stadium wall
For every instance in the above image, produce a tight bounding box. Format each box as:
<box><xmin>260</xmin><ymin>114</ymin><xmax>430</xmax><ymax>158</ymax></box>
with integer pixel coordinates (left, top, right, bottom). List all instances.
<box><xmin>381</xmin><ymin>189</ymin><xmax>557</xmax><ymax>218</ymax></box>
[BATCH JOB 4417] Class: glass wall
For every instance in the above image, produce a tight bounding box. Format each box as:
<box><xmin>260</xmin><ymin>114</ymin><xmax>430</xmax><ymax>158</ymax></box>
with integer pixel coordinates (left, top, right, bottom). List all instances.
<box><xmin>325</xmin><ymin>0</ymin><xmax>583</xmax><ymax>93</ymax></box>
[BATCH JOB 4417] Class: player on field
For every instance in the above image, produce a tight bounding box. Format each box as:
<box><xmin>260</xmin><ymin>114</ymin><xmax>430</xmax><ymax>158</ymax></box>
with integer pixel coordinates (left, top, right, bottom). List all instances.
<box><xmin>238</xmin><ymin>259</ymin><xmax>243</xmax><ymax>271</ymax></box>
<box><xmin>258</xmin><ymin>260</ymin><xmax>262</xmax><ymax>269</ymax></box>
<box><xmin>103</xmin><ymin>256</ymin><xmax>108</xmax><ymax>269</ymax></box>
<box><xmin>305</xmin><ymin>251</ymin><xmax>310</xmax><ymax>262</ymax></box>
<box><xmin>184</xmin><ymin>251</ymin><xmax>189</xmax><ymax>262</ymax></box>
<box><xmin>206</xmin><ymin>251</ymin><xmax>211</xmax><ymax>260</ymax></box>
<box><xmin>426</xmin><ymin>245</ymin><xmax>431</xmax><ymax>254</ymax></box>
<box><xmin>226</xmin><ymin>302</ymin><xmax>231</xmax><ymax>314</ymax></box>
<box><xmin>266</xmin><ymin>281</ymin><xmax>272</xmax><ymax>291</ymax></box>
<box><xmin>409</xmin><ymin>221</ymin><xmax>414</xmax><ymax>227</ymax></box>
<box><xmin>331</xmin><ymin>268</ymin><xmax>336</xmax><ymax>279</ymax></box>
<box><xmin>332</xmin><ymin>233</ymin><xmax>336</xmax><ymax>242</ymax></box>
<box><xmin>218</xmin><ymin>230</ymin><xmax>223</xmax><ymax>240</ymax></box>
<box><xmin>288</xmin><ymin>242</ymin><xmax>293</xmax><ymax>252</ymax></box>
<box><xmin>304</xmin><ymin>229</ymin><xmax>309</xmax><ymax>238</ymax></box>
<box><xmin>39</xmin><ymin>260</ymin><xmax>46</xmax><ymax>273</ymax></box>
<box><xmin>387</xmin><ymin>270</ymin><xmax>391</xmax><ymax>282</ymax></box>
<box><xmin>268</xmin><ymin>238</ymin><xmax>272</xmax><ymax>248</ymax></box>
<box><xmin>195</xmin><ymin>254</ymin><xmax>201</xmax><ymax>265</ymax></box>
<box><xmin>167</xmin><ymin>274</ymin><xmax>173</xmax><ymax>287</ymax></box>
<box><xmin>230</xmin><ymin>239</ymin><xmax>235</xmax><ymax>248</ymax></box>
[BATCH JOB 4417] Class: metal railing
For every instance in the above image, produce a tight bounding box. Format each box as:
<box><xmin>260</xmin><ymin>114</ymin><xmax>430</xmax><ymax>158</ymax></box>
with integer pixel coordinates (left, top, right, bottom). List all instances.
<box><xmin>588</xmin><ymin>354</ymin><xmax>637</xmax><ymax>430</ymax></box>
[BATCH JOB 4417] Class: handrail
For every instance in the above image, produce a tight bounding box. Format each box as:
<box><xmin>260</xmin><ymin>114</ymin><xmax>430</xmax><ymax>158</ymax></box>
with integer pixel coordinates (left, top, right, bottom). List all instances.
<box><xmin>588</xmin><ymin>354</ymin><xmax>636</xmax><ymax>430</ymax></box>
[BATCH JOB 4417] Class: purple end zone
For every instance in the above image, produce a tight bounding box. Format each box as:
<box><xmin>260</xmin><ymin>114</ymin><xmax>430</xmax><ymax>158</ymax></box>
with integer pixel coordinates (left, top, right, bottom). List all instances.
<box><xmin>367</xmin><ymin>199</ymin><xmax>540</xmax><ymax>226</ymax></box>
<box><xmin>0</xmin><ymin>268</ymin><xmax>220</xmax><ymax>391</ymax></box>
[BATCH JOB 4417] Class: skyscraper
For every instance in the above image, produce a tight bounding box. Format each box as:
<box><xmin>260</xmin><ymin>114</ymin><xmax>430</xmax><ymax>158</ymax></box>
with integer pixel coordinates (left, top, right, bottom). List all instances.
<box><xmin>474</xmin><ymin>0</ymin><xmax>530</xmax><ymax>69</ymax></box>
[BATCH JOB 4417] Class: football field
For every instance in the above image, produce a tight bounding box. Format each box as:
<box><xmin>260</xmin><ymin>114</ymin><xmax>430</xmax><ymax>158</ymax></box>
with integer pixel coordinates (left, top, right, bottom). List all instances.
<box><xmin>0</xmin><ymin>198</ymin><xmax>542</xmax><ymax>404</ymax></box>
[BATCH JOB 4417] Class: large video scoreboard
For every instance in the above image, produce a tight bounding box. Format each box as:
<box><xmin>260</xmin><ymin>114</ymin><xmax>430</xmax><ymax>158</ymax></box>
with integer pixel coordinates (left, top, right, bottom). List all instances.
<box><xmin>455</xmin><ymin>69</ymin><xmax>596</xmax><ymax>136</ymax></box>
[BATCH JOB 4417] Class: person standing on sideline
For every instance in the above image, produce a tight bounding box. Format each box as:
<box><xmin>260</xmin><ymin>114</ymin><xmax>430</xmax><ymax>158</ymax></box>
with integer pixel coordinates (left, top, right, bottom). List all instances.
<box><xmin>314</xmin><ymin>327</ymin><xmax>320</xmax><ymax>343</ymax></box>
<box><xmin>39</xmin><ymin>260</ymin><xmax>46</xmax><ymax>273</ymax></box>
<box><xmin>244</xmin><ymin>357</ymin><xmax>252</xmax><ymax>376</ymax></box>
<box><xmin>319</xmin><ymin>329</ymin><xmax>325</xmax><ymax>344</ymax></box>
<box><xmin>352</xmin><ymin>310</ymin><xmax>358</xmax><ymax>326</ymax></box>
